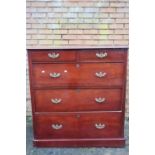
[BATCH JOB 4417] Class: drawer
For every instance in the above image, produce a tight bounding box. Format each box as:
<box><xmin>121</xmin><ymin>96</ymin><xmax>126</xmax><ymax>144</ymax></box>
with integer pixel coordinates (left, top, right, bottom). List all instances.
<box><xmin>34</xmin><ymin>89</ymin><xmax>122</xmax><ymax>112</ymax></box>
<box><xmin>34</xmin><ymin>114</ymin><xmax>78</xmax><ymax>139</ymax></box>
<box><xmin>30</xmin><ymin>50</ymin><xmax>76</xmax><ymax>62</ymax></box>
<box><xmin>79</xmin><ymin>50</ymin><xmax>126</xmax><ymax>62</ymax></box>
<box><xmin>34</xmin><ymin>112</ymin><xmax>122</xmax><ymax>139</ymax></box>
<box><xmin>78</xmin><ymin>112</ymin><xmax>122</xmax><ymax>138</ymax></box>
<box><xmin>32</xmin><ymin>63</ymin><xmax>124</xmax><ymax>87</ymax></box>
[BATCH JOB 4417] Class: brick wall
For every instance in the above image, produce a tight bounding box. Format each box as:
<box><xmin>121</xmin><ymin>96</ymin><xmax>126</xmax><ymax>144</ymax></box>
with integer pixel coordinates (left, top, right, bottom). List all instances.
<box><xmin>26</xmin><ymin>0</ymin><xmax>129</xmax><ymax>116</ymax></box>
<box><xmin>27</xmin><ymin>0</ymin><xmax>128</xmax><ymax>48</ymax></box>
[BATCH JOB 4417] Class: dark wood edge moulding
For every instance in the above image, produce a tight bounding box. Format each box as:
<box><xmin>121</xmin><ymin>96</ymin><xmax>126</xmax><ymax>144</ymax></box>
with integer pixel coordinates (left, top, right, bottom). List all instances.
<box><xmin>27</xmin><ymin>47</ymin><xmax>128</xmax><ymax>51</ymax></box>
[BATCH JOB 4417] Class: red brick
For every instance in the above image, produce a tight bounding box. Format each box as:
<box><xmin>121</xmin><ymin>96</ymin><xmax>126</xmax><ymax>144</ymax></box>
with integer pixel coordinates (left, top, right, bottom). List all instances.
<box><xmin>53</xmin><ymin>40</ymin><xmax>68</xmax><ymax>45</ymax></box>
<box><xmin>32</xmin><ymin>35</ymin><xmax>47</xmax><ymax>39</ymax></box>
<box><xmin>114</xmin><ymin>40</ymin><xmax>128</xmax><ymax>45</ymax></box>
<box><xmin>31</xmin><ymin>2</ymin><xmax>46</xmax><ymax>7</ymax></box>
<box><xmin>98</xmin><ymin>40</ymin><xmax>114</xmax><ymax>45</ymax></box>
<box><xmin>62</xmin><ymin>35</ymin><xmax>77</xmax><ymax>39</ymax></box>
<box><xmin>78</xmin><ymin>24</ymin><xmax>92</xmax><ymax>29</ymax></box>
<box><xmin>27</xmin><ymin>40</ymin><xmax>38</xmax><ymax>45</ymax></box>
<box><xmin>77</xmin><ymin>35</ymin><xmax>92</xmax><ymax>39</ymax></box>
<box><xmin>27</xmin><ymin>29</ymin><xmax>37</xmax><ymax>34</ymax></box>
<box><xmin>110</xmin><ymin>2</ymin><xmax>126</xmax><ymax>7</ymax></box>
<box><xmin>125</xmin><ymin>24</ymin><xmax>129</xmax><ymax>29</ymax></box>
<box><xmin>110</xmin><ymin>13</ymin><xmax>124</xmax><ymax>18</ymax></box>
<box><xmin>109</xmin><ymin>24</ymin><xmax>124</xmax><ymax>29</ymax></box>
<box><xmin>123</xmin><ymin>35</ymin><xmax>129</xmax><ymax>40</ymax></box>
<box><xmin>68</xmin><ymin>30</ymin><xmax>83</xmax><ymax>34</ymax></box>
<box><xmin>62</xmin><ymin>24</ymin><xmax>77</xmax><ymax>29</ymax></box>
<box><xmin>69</xmin><ymin>40</ymin><xmax>84</xmax><ymax>45</ymax></box>
<box><xmin>84</xmin><ymin>40</ymin><xmax>98</xmax><ymax>45</ymax></box>
<box><xmin>47</xmin><ymin>35</ymin><xmax>61</xmax><ymax>39</ymax></box>
<box><xmin>38</xmin><ymin>29</ymin><xmax>53</xmax><ymax>34</ymax></box>
<box><xmin>39</xmin><ymin>40</ymin><xmax>53</xmax><ymax>45</ymax></box>
<box><xmin>108</xmin><ymin>35</ymin><xmax>123</xmax><ymax>39</ymax></box>
<box><xmin>100</xmin><ymin>8</ymin><xmax>116</xmax><ymax>13</ymax></box>
<box><xmin>53</xmin><ymin>30</ymin><xmax>68</xmax><ymax>34</ymax></box>
<box><xmin>114</xmin><ymin>29</ymin><xmax>128</xmax><ymax>34</ymax></box>
<box><xmin>116</xmin><ymin>18</ymin><xmax>128</xmax><ymax>23</ymax></box>
<box><xmin>83</xmin><ymin>30</ymin><xmax>98</xmax><ymax>34</ymax></box>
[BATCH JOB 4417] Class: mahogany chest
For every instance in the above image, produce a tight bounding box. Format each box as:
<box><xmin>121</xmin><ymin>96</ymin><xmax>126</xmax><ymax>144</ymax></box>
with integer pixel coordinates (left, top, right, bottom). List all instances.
<box><xmin>28</xmin><ymin>48</ymin><xmax>128</xmax><ymax>147</ymax></box>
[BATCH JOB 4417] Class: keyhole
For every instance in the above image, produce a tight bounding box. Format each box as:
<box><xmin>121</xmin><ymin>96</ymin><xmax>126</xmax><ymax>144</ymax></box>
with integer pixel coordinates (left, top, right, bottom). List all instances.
<box><xmin>76</xmin><ymin>89</ymin><xmax>80</xmax><ymax>93</ymax></box>
<box><xmin>76</xmin><ymin>114</ymin><xmax>80</xmax><ymax>118</ymax></box>
<box><xmin>76</xmin><ymin>64</ymin><xmax>80</xmax><ymax>68</ymax></box>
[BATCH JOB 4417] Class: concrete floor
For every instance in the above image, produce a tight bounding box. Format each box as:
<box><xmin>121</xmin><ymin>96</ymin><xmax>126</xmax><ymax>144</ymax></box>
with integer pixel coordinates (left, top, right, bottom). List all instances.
<box><xmin>26</xmin><ymin>116</ymin><xmax>129</xmax><ymax>155</ymax></box>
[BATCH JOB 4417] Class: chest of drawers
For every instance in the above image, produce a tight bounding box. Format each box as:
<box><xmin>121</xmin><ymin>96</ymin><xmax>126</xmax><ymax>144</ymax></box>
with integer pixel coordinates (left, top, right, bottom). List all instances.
<box><xmin>28</xmin><ymin>48</ymin><xmax>128</xmax><ymax>147</ymax></box>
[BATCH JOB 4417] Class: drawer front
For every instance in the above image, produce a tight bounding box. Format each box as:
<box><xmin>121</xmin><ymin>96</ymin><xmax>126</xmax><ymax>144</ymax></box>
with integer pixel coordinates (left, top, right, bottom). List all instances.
<box><xmin>34</xmin><ymin>89</ymin><xmax>122</xmax><ymax>112</ymax></box>
<box><xmin>79</xmin><ymin>50</ymin><xmax>126</xmax><ymax>62</ymax></box>
<box><xmin>34</xmin><ymin>112</ymin><xmax>122</xmax><ymax>139</ymax></box>
<box><xmin>30</xmin><ymin>50</ymin><xmax>76</xmax><ymax>62</ymax></box>
<box><xmin>32</xmin><ymin>63</ymin><xmax>124</xmax><ymax>87</ymax></box>
<box><xmin>78</xmin><ymin>112</ymin><xmax>122</xmax><ymax>138</ymax></box>
<box><xmin>34</xmin><ymin>114</ymin><xmax>78</xmax><ymax>139</ymax></box>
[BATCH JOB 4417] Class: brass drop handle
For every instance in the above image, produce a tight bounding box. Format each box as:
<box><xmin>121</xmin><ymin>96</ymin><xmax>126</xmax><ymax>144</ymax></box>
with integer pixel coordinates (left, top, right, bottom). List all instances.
<box><xmin>95</xmin><ymin>97</ymin><xmax>106</xmax><ymax>103</ymax></box>
<box><xmin>96</xmin><ymin>52</ymin><xmax>107</xmax><ymax>58</ymax></box>
<box><xmin>51</xmin><ymin>124</ymin><xmax>63</xmax><ymax>130</ymax></box>
<box><xmin>95</xmin><ymin>123</ymin><xmax>106</xmax><ymax>129</ymax></box>
<box><xmin>51</xmin><ymin>98</ymin><xmax>62</xmax><ymax>104</ymax></box>
<box><xmin>95</xmin><ymin>72</ymin><xmax>107</xmax><ymax>78</ymax></box>
<box><xmin>48</xmin><ymin>52</ymin><xmax>60</xmax><ymax>59</ymax></box>
<box><xmin>49</xmin><ymin>72</ymin><xmax>61</xmax><ymax>78</ymax></box>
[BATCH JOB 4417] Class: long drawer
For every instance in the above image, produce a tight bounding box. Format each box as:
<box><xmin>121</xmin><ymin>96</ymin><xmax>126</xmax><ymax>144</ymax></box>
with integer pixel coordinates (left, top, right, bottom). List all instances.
<box><xmin>34</xmin><ymin>89</ymin><xmax>122</xmax><ymax>112</ymax></box>
<box><xmin>32</xmin><ymin>63</ymin><xmax>124</xmax><ymax>87</ymax></box>
<box><xmin>34</xmin><ymin>112</ymin><xmax>123</xmax><ymax>139</ymax></box>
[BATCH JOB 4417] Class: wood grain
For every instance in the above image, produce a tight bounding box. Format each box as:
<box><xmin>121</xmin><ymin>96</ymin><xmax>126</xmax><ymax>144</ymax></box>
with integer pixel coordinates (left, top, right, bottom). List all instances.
<box><xmin>31</xmin><ymin>50</ymin><xmax>76</xmax><ymax>62</ymax></box>
<box><xmin>32</xmin><ymin>63</ymin><xmax>124</xmax><ymax>87</ymax></box>
<box><xmin>34</xmin><ymin>112</ymin><xmax>122</xmax><ymax>139</ymax></box>
<box><xmin>34</xmin><ymin>89</ymin><xmax>122</xmax><ymax>112</ymax></box>
<box><xmin>27</xmin><ymin>48</ymin><xmax>128</xmax><ymax>147</ymax></box>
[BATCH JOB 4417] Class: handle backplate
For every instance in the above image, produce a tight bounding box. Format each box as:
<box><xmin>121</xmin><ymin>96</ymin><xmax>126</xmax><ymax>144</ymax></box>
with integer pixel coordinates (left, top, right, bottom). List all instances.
<box><xmin>96</xmin><ymin>52</ymin><xmax>107</xmax><ymax>58</ymax></box>
<box><xmin>51</xmin><ymin>98</ymin><xmax>62</xmax><ymax>104</ymax></box>
<box><xmin>95</xmin><ymin>97</ymin><xmax>106</xmax><ymax>103</ymax></box>
<box><xmin>95</xmin><ymin>72</ymin><xmax>107</xmax><ymax>78</ymax></box>
<box><xmin>48</xmin><ymin>53</ymin><xmax>60</xmax><ymax>59</ymax></box>
<box><xmin>51</xmin><ymin>124</ymin><xmax>63</xmax><ymax>130</ymax></box>
<box><xmin>95</xmin><ymin>123</ymin><xmax>106</xmax><ymax>129</ymax></box>
<box><xmin>49</xmin><ymin>72</ymin><xmax>61</xmax><ymax>78</ymax></box>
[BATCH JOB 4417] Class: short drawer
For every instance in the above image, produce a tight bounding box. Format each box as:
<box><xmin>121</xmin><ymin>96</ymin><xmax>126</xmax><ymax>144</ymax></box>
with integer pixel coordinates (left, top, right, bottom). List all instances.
<box><xmin>34</xmin><ymin>89</ymin><xmax>122</xmax><ymax>112</ymax></box>
<box><xmin>30</xmin><ymin>50</ymin><xmax>76</xmax><ymax>62</ymax></box>
<box><xmin>34</xmin><ymin>112</ymin><xmax>122</xmax><ymax>139</ymax></box>
<box><xmin>32</xmin><ymin>63</ymin><xmax>124</xmax><ymax>87</ymax></box>
<box><xmin>78</xmin><ymin>112</ymin><xmax>123</xmax><ymax>138</ymax></box>
<box><xmin>79</xmin><ymin>50</ymin><xmax>126</xmax><ymax>62</ymax></box>
<box><xmin>34</xmin><ymin>114</ymin><xmax>78</xmax><ymax>139</ymax></box>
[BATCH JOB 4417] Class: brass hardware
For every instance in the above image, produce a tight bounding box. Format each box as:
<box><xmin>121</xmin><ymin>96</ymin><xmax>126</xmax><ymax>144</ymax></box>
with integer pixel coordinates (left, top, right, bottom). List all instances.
<box><xmin>48</xmin><ymin>53</ymin><xmax>60</xmax><ymax>59</ymax></box>
<box><xmin>51</xmin><ymin>124</ymin><xmax>63</xmax><ymax>130</ymax></box>
<box><xmin>95</xmin><ymin>97</ymin><xmax>106</xmax><ymax>103</ymax></box>
<box><xmin>95</xmin><ymin>123</ymin><xmax>106</xmax><ymax>129</ymax></box>
<box><xmin>95</xmin><ymin>72</ymin><xmax>106</xmax><ymax>78</ymax></box>
<box><xmin>96</xmin><ymin>52</ymin><xmax>107</xmax><ymax>58</ymax></box>
<box><xmin>49</xmin><ymin>72</ymin><xmax>61</xmax><ymax>78</ymax></box>
<box><xmin>51</xmin><ymin>98</ymin><xmax>62</xmax><ymax>104</ymax></box>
